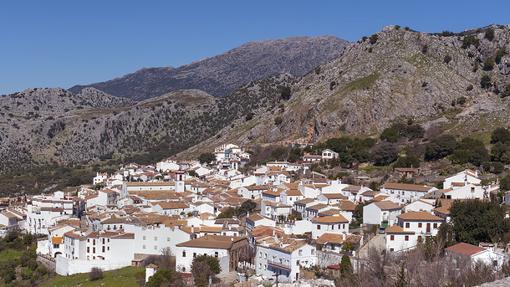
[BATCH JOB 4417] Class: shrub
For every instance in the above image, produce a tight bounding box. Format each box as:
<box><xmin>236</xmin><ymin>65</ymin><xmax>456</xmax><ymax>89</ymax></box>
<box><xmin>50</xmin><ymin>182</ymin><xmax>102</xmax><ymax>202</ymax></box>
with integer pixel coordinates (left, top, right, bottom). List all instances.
<box><xmin>450</xmin><ymin>137</ymin><xmax>489</xmax><ymax>166</ymax></box>
<box><xmin>483</xmin><ymin>58</ymin><xmax>495</xmax><ymax>71</ymax></box>
<box><xmin>198</xmin><ymin>152</ymin><xmax>216</xmax><ymax>164</ymax></box>
<box><xmin>192</xmin><ymin>255</ymin><xmax>221</xmax><ymax>287</ymax></box>
<box><xmin>443</xmin><ymin>55</ymin><xmax>452</xmax><ymax>64</ymax></box>
<box><xmin>421</xmin><ymin>45</ymin><xmax>428</xmax><ymax>54</ymax></box>
<box><xmin>245</xmin><ymin>112</ymin><xmax>254</xmax><ymax>121</ymax></box>
<box><xmin>491</xmin><ymin>127</ymin><xmax>510</xmax><ymax>144</ymax></box>
<box><xmin>89</xmin><ymin>267</ymin><xmax>103</xmax><ymax>281</ymax></box>
<box><xmin>274</xmin><ymin>116</ymin><xmax>283</xmax><ymax>125</ymax></box>
<box><xmin>369</xmin><ymin>34</ymin><xmax>379</xmax><ymax>44</ymax></box>
<box><xmin>372</xmin><ymin>142</ymin><xmax>398</xmax><ymax>166</ymax></box>
<box><xmin>466</xmin><ymin>84</ymin><xmax>473</xmax><ymax>91</ymax></box>
<box><xmin>502</xmin><ymin>84</ymin><xmax>510</xmax><ymax>98</ymax></box>
<box><xmin>424</xmin><ymin>135</ymin><xmax>457</xmax><ymax>161</ymax></box>
<box><xmin>480</xmin><ymin>75</ymin><xmax>492</xmax><ymax>89</ymax></box>
<box><xmin>280</xmin><ymin>86</ymin><xmax>291</xmax><ymax>100</ymax></box>
<box><xmin>484</xmin><ymin>28</ymin><xmax>495</xmax><ymax>41</ymax></box>
<box><xmin>394</xmin><ymin>155</ymin><xmax>421</xmax><ymax>168</ymax></box>
<box><xmin>462</xmin><ymin>35</ymin><xmax>480</xmax><ymax>49</ymax></box>
<box><xmin>495</xmin><ymin>48</ymin><xmax>507</xmax><ymax>64</ymax></box>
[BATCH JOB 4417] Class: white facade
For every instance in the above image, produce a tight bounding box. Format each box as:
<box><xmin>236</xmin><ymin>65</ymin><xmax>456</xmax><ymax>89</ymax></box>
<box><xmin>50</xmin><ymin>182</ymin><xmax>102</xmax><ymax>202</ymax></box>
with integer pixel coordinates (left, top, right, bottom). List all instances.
<box><xmin>255</xmin><ymin>241</ymin><xmax>316</xmax><ymax>282</ymax></box>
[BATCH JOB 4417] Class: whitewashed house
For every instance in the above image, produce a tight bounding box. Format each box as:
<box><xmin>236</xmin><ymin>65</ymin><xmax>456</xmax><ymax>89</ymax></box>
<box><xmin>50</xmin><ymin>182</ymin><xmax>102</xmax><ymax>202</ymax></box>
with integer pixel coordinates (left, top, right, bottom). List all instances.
<box><xmin>363</xmin><ymin>201</ymin><xmax>402</xmax><ymax>226</ymax></box>
<box><xmin>380</xmin><ymin>182</ymin><xmax>436</xmax><ymax>204</ymax></box>
<box><xmin>321</xmin><ymin>149</ymin><xmax>339</xmax><ymax>160</ymax></box>
<box><xmin>311</xmin><ymin>215</ymin><xmax>349</xmax><ymax>239</ymax></box>
<box><xmin>255</xmin><ymin>237</ymin><xmax>317</xmax><ymax>282</ymax></box>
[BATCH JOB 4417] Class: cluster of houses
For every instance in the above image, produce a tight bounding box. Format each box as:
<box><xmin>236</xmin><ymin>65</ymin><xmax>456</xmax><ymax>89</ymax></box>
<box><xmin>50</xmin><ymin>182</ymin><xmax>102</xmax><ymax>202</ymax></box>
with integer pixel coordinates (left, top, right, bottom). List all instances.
<box><xmin>1</xmin><ymin>143</ymin><xmax>508</xmax><ymax>283</ymax></box>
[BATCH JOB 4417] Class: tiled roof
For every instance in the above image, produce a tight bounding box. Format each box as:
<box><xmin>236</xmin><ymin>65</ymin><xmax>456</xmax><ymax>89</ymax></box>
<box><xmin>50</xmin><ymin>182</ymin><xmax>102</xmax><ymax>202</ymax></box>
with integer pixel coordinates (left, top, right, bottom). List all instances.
<box><xmin>373</xmin><ymin>201</ymin><xmax>401</xmax><ymax>210</ymax></box>
<box><xmin>446</xmin><ymin>242</ymin><xmax>485</xmax><ymax>257</ymax></box>
<box><xmin>385</xmin><ymin>225</ymin><xmax>415</xmax><ymax>234</ymax></box>
<box><xmin>397</xmin><ymin>211</ymin><xmax>443</xmax><ymax>221</ymax></box>
<box><xmin>311</xmin><ymin>214</ymin><xmax>348</xmax><ymax>224</ymax></box>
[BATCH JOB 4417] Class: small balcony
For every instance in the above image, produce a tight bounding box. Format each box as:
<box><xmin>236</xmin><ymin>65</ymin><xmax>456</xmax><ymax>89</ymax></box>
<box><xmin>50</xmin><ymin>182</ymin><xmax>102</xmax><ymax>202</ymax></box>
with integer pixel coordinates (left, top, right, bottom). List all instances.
<box><xmin>267</xmin><ymin>260</ymin><xmax>291</xmax><ymax>271</ymax></box>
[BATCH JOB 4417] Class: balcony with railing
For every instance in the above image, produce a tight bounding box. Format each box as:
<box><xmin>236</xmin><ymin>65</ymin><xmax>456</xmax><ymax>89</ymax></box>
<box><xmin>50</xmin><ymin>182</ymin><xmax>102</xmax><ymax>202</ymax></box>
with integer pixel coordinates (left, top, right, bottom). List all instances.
<box><xmin>267</xmin><ymin>260</ymin><xmax>291</xmax><ymax>271</ymax></box>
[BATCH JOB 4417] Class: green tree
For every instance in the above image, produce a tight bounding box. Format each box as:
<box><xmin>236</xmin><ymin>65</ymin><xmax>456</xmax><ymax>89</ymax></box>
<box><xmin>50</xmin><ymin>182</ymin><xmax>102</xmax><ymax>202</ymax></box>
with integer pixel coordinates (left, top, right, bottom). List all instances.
<box><xmin>500</xmin><ymin>175</ymin><xmax>510</xmax><ymax>191</ymax></box>
<box><xmin>502</xmin><ymin>84</ymin><xmax>510</xmax><ymax>98</ymax></box>
<box><xmin>192</xmin><ymin>255</ymin><xmax>221</xmax><ymax>287</ymax></box>
<box><xmin>146</xmin><ymin>269</ymin><xmax>182</xmax><ymax>287</ymax></box>
<box><xmin>491</xmin><ymin>127</ymin><xmax>510</xmax><ymax>144</ymax></box>
<box><xmin>491</xmin><ymin>142</ymin><xmax>510</xmax><ymax>164</ymax></box>
<box><xmin>198</xmin><ymin>152</ymin><xmax>216</xmax><ymax>164</ymax></box>
<box><xmin>424</xmin><ymin>135</ymin><xmax>458</xmax><ymax>161</ymax></box>
<box><xmin>340</xmin><ymin>254</ymin><xmax>352</xmax><ymax>275</ymax></box>
<box><xmin>450</xmin><ymin>200</ymin><xmax>510</xmax><ymax>245</ymax></box>
<box><xmin>450</xmin><ymin>137</ymin><xmax>489</xmax><ymax>166</ymax></box>
<box><xmin>372</xmin><ymin>142</ymin><xmax>398</xmax><ymax>166</ymax></box>
<box><xmin>393</xmin><ymin>155</ymin><xmax>421</xmax><ymax>168</ymax></box>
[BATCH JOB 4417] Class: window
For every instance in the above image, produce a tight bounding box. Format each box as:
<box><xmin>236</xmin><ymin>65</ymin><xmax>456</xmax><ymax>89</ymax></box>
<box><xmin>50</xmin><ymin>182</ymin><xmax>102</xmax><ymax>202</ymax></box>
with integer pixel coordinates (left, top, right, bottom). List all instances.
<box><xmin>299</xmin><ymin>250</ymin><xmax>303</xmax><ymax>256</ymax></box>
<box><xmin>142</xmin><ymin>245</ymin><xmax>146</xmax><ymax>249</ymax></box>
<box><xmin>311</xmin><ymin>249</ymin><xmax>315</xmax><ymax>255</ymax></box>
<box><xmin>87</xmin><ymin>247</ymin><xmax>90</xmax><ymax>253</ymax></box>
<box><xmin>154</xmin><ymin>236</ymin><xmax>158</xmax><ymax>241</ymax></box>
<box><xmin>93</xmin><ymin>239</ymin><xmax>96</xmax><ymax>245</ymax></box>
<box><xmin>193</xmin><ymin>253</ymin><xmax>196</xmax><ymax>258</ymax></box>
<box><xmin>433</xmin><ymin>223</ymin><xmax>438</xmax><ymax>228</ymax></box>
<box><xmin>102</xmin><ymin>246</ymin><xmax>105</xmax><ymax>252</ymax></box>
<box><xmin>404</xmin><ymin>236</ymin><xmax>409</xmax><ymax>241</ymax></box>
<box><xmin>215</xmin><ymin>252</ymin><xmax>218</xmax><ymax>257</ymax></box>
<box><xmin>154</xmin><ymin>246</ymin><xmax>157</xmax><ymax>250</ymax></box>
<box><xmin>93</xmin><ymin>247</ymin><xmax>96</xmax><ymax>253</ymax></box>
<box><xmin>390</xmin><ymin>235</ymin><xmax>394</xmax><ymax>241</ymax></box>
<box><xmin>418</xmin><ymin>223</ymin><xmax>422</xmax><ymax>228</ymax></box>
<box><xmin>182</xmin><ymin>251</ymin><xmax>186</xmax><ymax>257</ymax></box>
<box><xmin>317</xmin><ymin>225</ymin><xmax>321</xmax><ymax>230</ymax></box>
<box><xmin>390</xmin><ymin>248</ymin><xmax>394</xmax><ymax>252</ymax></box>
<box><xmin>143</xmin><ymin>236</ymin><xmax>146</xmax><ymax>240</ymax></box>
<box><xmin>405</xmin><ymin>223</ymin><xmax>410</xmax><ymax>228</ymax></box>
<box><xmin>167</xmin><ymin>237</ymin><xmax>170</xmax><ymax>242</ymax></box>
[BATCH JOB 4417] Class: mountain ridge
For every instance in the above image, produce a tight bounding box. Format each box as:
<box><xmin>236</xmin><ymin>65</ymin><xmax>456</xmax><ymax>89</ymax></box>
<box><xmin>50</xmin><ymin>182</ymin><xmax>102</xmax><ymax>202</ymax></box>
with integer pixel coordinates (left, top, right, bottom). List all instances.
<box><xmin>69</xmin><ymin>36</ymin><xmax>349</xmax><ymax>100</ymax></box>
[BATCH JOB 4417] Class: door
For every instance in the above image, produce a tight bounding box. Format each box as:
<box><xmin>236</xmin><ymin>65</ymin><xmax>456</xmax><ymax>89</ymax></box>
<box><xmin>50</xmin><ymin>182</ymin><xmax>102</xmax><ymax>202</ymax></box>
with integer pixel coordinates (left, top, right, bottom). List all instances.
<box><xmin>426</xmin><ymin>223</ymin><xmax>430</xmax><ymax>233</ymax></box>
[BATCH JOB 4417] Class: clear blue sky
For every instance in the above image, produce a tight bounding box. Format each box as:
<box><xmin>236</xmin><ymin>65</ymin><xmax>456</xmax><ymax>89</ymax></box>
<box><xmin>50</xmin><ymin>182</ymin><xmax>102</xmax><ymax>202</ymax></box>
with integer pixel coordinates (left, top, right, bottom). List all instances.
<box><xmin>1</xmin><ymin>0</ymin><xmax>508</xmax><ymax>94</ymax></box>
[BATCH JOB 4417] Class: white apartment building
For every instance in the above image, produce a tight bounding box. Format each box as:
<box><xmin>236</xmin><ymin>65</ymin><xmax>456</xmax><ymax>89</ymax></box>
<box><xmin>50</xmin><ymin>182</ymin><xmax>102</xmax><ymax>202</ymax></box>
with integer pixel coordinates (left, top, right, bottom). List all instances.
<box><xmin>311</xmin><ymin>215</ymin><xmax>349</xmax><ymax>239</ymax></box>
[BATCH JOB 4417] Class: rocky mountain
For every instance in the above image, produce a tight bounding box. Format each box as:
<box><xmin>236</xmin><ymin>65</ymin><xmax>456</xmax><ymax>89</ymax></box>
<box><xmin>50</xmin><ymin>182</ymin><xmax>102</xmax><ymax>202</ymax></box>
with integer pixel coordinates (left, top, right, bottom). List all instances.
<box><xmin>0</xmin><ymin>75</ymin><xmax>295</xmax><ymax>173</ymax></box>
<box><xmin>69</xmin><ymin>36</ymin><xmax>348</xmax><ymax>100</ymax></box>
<box><xmin>3</xmin><ymin>25</ymin><xmax>510</xmax><ymax>176</ymax></box>
<box><xmin>182</xmin><ymin>25</ymin><xmax>510</xmax><ymax>156</ymax></box>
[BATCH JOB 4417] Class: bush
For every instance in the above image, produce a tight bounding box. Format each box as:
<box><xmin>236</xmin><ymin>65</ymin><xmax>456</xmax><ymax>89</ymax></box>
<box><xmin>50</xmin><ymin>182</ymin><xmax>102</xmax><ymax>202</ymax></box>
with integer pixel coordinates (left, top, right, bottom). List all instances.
<box><xmin>483</xmin><ymin>58</ymin><xmax>495</xmax><ymax>71</ymax></box>
<box><xmin>495</xmin><ymin>48</ymin><xmax>507</xmax><ymax>64</ymax></box>
<box><xmin>480</xmin><ymin>75</ymin><xmax>492</xmax><ymax>89</ymax></box>
<box><xmin>89</xmin><ymin>267</ymin><xmax>103</xmax><ymax>281</ymax></box>
<box><xmin>245</xmin><ymin>112</ymin><xmax>254</xmax><ymax>121</ymax></box>
<box><xmin>372</xmin><ymin>142</ymin><xmax>398</xmax><ymax>166</ymax></box>
<box><xmin>450</xmin><ymin>137</ymin><xmax>489</xmax><ymax>166</ymax></box>
<box><xmin>274</xmin><ymin>117</ymin><xmax>283</xmax><ymax>125</ymax></box>
<box><xmin>502</xmin><ymin>84</ymin><xmax>510</xmax><ymax>98</ymax></box>
<box><xmin>280</xmin><ymin>86</ymin><xmax>291</xmax><ymax>100</ymax></box>
<box><xmin>484</xmin><ymin>28</ymin><xmax>495</xmax><ymax>41</ymax></box>
<box><xmin>424</xmin><ymin>135</ymin><xmax>458</xmax><ymax>161</ymax></box>
<box><xmin>192</xmin><ymin>255</ymin><xmax>221</xmax><ymax>287</ymax></box>
<box><xmin>369</xmin><ymin>34</ymin><xmax>378</xmax><ymax>44</ymax></box>
<box><xmin>462</xmin><ymin>35</ymin><xmax>480</xmax><ymax>49</ymax></box>
<box><xmin>394</xmin><ymin>155</ymin><xmax>421</xmax><ymax>168</ymax></box>
<box><xmin>380</xmin><ymin>122</ymin><xmax>424</xmax><ymax>142</ymax></box>
<box><xmin>443</xmin><ymin>55</ymin><xmax>452</xmax><ymax>64</ymax></box>
<box><xmin>491</xmin><ymin>127</ymin><xmax>510</xmax><ymax>144</ymax></box>
<box><xmin>198</xmin><ymin>152</ymin><xmax>216</xmax><ymax>164</ymax></box>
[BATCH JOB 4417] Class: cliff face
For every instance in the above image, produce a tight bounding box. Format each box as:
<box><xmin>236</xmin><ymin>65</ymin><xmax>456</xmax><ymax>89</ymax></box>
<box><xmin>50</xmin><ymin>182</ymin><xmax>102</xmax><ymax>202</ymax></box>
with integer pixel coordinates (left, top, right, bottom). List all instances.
<box><xmin>70</xmin><ymin>36</ymin><xmax>348</xmax><ymax>100</ymax></box>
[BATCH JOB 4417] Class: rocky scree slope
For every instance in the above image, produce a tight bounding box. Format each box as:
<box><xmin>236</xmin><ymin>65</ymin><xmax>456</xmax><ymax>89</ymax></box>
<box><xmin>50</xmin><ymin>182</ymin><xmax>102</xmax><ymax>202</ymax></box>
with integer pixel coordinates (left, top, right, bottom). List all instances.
<box><xmin>70</xmin><ymin>36</ymin><xmax>348</xmax><ymax>100</ymax></box>
<box><xmin>0</xmin><ymin>75</ymin><xmax>295</xmax><ymax>173</ymax></box>
<box><xmin>183</xmin><ymin>25</ymin><xmax>510</xmax><ymax>155</ymax></box>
